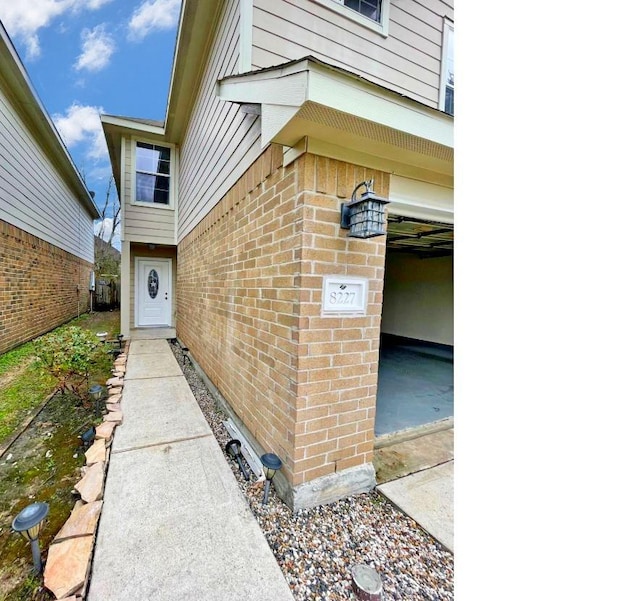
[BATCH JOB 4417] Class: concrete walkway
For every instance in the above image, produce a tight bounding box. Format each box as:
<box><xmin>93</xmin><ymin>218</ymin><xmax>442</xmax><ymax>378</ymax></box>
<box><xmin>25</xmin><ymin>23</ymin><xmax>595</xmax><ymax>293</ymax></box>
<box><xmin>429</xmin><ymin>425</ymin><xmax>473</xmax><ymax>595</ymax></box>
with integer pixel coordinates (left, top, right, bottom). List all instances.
<box><xmin>375</xmin><ymin>426</ymin><xmax>454</xmax><ymax>552</ymax></box>
<box><xmin>88</xmin><ymin>339</ymin><xmax>293</xmax><ymax>600</ymax></box>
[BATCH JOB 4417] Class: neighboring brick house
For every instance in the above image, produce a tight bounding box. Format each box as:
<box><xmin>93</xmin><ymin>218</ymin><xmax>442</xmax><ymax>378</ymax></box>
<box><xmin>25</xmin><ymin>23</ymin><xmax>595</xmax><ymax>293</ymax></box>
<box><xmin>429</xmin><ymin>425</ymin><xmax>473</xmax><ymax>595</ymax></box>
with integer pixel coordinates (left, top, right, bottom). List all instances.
<box><xmin>102</xmin><ymin>0</ymin><xmax>453</xmax><ymax>509</ymax></box>
<box><xmin>0</xmin><ymin>22</ymin><xmax>99</xmax><ymax>355</ymax></box>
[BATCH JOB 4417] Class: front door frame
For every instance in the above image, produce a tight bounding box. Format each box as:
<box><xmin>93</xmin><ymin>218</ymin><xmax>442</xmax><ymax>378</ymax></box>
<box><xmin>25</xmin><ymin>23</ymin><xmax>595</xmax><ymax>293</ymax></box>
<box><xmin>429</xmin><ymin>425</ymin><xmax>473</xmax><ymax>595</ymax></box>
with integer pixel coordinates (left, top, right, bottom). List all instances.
<box><xmin>134</xmin><ymin>257</ymin><xmax>172</xmax><ymax>327</ymax></box>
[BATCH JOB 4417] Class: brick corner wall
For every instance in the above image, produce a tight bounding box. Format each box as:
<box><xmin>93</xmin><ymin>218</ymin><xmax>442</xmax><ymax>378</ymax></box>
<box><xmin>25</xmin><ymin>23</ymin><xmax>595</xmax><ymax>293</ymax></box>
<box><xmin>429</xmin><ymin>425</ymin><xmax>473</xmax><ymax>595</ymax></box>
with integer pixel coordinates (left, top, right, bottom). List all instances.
<box><xmin>178</xmin><ymin>147</ymin><xmax>391</xmax><ymax>502</ymax></box>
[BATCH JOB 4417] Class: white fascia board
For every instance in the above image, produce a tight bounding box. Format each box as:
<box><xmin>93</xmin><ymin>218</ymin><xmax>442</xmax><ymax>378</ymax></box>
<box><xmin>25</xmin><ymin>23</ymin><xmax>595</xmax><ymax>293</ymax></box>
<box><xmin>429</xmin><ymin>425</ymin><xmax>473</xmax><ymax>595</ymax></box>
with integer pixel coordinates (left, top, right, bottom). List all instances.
<box><xmin>389</xmin><ymin>175</ymin><xmax>453</xmax><ymax>223</ymax></box>
<box><xmin>306</xmin><ymin>66</ymin><xmax>453</xmax><ymax>149</ymax></box>
<box><xmin>100</xmin><ymin>115</ymin><xmax>166</xmax><ymax>137</ymax></box>
<box><xmin>218</xmin><ymin>70</ymin><xmax>308</xmax><ymax>107</ymax></box>
<box><xmin>218</xmin><ymin>60</ymin><xmax>453</xmax><ymax>150</ymax></box>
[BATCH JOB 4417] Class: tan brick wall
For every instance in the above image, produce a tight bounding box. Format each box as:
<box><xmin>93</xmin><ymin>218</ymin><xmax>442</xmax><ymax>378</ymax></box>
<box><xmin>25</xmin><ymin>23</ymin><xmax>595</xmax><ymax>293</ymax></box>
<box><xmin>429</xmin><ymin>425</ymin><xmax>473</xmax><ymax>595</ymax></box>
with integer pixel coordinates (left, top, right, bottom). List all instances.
<box><xmin>0</xmin><ymin>219</ymin><xmax>92</xmax><ymax>354</ymax></box>
<box><xmin>178</xmin><ymin>147</ymin><xmax>388</xmax><ymax>490</ymax></box>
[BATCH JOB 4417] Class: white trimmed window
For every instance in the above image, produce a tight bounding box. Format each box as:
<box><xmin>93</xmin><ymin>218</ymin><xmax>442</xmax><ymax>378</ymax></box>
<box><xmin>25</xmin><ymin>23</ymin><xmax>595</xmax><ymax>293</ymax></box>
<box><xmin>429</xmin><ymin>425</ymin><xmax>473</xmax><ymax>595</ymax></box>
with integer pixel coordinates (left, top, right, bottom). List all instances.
<box><xmin>439</xmin><ymin>19</ymin><xmax>454</xmax><ymax>116</ymax></box>
<box><xmin>312</xmin><ymin>0</ymin><xmax>390</xmax><ymax>36</ymax></box>
<box><xmin>134</xmin><ymin>141</ymin><xmax>172</xmax><ymax>206</ymax></box>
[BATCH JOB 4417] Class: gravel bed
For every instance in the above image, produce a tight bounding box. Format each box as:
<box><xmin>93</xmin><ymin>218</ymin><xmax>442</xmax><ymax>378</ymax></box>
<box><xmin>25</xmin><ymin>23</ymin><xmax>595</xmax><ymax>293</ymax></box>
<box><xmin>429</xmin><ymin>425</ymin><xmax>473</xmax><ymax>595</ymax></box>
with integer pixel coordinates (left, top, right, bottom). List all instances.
<box><xmin>170</xmin><ymin>341</ymin><xmax>454</xmax><ymax>600</ymax></box>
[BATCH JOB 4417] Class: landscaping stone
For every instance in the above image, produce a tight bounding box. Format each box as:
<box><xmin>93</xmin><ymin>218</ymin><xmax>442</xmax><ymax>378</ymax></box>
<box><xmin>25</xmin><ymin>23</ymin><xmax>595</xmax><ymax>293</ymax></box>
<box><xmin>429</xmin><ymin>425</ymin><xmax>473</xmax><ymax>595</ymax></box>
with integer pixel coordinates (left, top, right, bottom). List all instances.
<box><xmin>85</xmin><ymin>439</ymin><xmax>106</xmax><ymax>465</ymax></box>
<box><xmin>54</xmin><ymin>501</ymin><xmax>103</xmax><ymax>541</ymax></box>
<box><xmin>108</xmin><ymin>387</ymin><xmax>121</xmax><ymax>397</ymax></box>
<box><xmin>106</xmin><ymin>377</ymin><xmax>123</xmax><ymax>388</ymax></box>
<box><xmin>74</xmin><ymin>461</ymin><xmax>105</xmax><ymax>502</ymax></box>
<box><xmin>44</xmin><ymin>536</ymin><xmax>93</xmax><ymax>599</ymax></box>
<box><xmin>95</xmin><ymin>421</ymin><xmax>116</xmax><ymax>440</ymax></box>
<box><xmin>104</xmin><ymin>411</ymin><xmax>122</xmax><ymax>424</ymax></box>
<box><xmin>106</xmin><ymin>402</ymin><xmax>121</xmax><ymax>413</ymax></box>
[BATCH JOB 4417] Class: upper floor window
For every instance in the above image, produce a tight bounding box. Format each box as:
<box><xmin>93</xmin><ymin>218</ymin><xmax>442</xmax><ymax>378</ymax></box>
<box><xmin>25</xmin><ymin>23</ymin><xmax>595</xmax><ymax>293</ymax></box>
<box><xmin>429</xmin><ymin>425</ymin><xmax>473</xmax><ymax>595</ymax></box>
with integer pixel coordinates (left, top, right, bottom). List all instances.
<box><xmin>135</xmin><ymin>141</ymin><xmax>171</xmax><ymax>205</ymax></box>
<box><xmin>343</xmin><ymin>0</ymin><xmax>381</xmax><ymax>23</ymax></box>
<box><xmin>312</xmin><ymin>0</ymin><xmax>389</xmax><ymax>36</ymax></box>
<box><xmin>439</xmin><ymin>20</ymin><xmax>454</xmax><ymax>116</ymax></box>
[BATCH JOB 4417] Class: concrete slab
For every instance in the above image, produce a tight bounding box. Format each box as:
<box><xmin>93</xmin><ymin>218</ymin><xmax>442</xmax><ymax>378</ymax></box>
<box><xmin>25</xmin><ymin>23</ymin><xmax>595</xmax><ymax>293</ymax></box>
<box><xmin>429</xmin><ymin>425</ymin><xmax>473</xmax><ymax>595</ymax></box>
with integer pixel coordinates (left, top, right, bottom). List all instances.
<box><xmin>374</xmin><ymin>427</ymin><xmax>453</xmax><ymax>484</ymax></box>
<box><xmin>113</xmin><ymin>376</ymin><xmax>213</xmax><ymax>453</ymax></box>
<box><xmin>88</xmin><ymin>436</ymin><xmax>293</xmax><ymax>601</ymax></box>
<box><xmin>128</xmin><ymin>339</ymin><xmax>175</xmax><ymax>355</ymax></box>
<box><xmin>124</xmin><ymin>350</ymin><xmax>183</xmax><ymax>380</ymax></box>
<box><xmin>129</xmin><ymin>327</ymin><xmax>176</xmax><ymax>341</ymax></box>
<box><xmin>378</xmin><ymin>461</ymin><xmax>453</xmax><ymax>552</ymax></box>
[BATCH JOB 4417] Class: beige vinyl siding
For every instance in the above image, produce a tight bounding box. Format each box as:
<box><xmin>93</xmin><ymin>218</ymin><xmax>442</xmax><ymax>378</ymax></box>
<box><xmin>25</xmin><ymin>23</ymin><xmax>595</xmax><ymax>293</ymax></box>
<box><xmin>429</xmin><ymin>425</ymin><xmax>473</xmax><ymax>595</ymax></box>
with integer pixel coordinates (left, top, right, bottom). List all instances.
<box><xmin>0</xmin><ymin>86</ymin><xmax>94</xmax><ymax>263</ymax></box>
<box><xmin>178</xmin><ymin>0</ymin><xmax>263</xmax><ymax>241</ymax></box>
<box><xmin>122</xmin><ymin>136</ymin><xmax>177</xmax><ymax>245</ymax></box>
<box><xmin>252</xmin><ymin>0</ymin><xmax>452</xmax><ymax>108</ymax></box>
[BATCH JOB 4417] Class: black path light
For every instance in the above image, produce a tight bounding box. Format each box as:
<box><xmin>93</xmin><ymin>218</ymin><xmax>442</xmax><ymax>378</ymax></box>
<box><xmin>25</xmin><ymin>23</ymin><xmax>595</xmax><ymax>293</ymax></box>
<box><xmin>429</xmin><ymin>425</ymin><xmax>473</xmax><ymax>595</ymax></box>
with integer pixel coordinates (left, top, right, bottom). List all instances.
<box><xmin>80</xmin><ymin>425</ymin><xmax>96</xmax><ymax>446</ymax></box>
<box><xmin>260</xmin><ymin>453</ymin><xmax>282</xmax><ymax>505</ymax></box>
<box><xmin>88</xmin><ymin>384</ymin><xmax>105</xmax><ymax>414</ymax></box>
<box><xmin>11</xmin><ymin>502</ymin><xmax>49</xmax><ymax>574</ymax></box>
<box><xmin>225</xmin><ymin>439</ymin><xmax>250</xmax><ymax>481</ymax></box>
<box><xmin>340</xmin><ymin>179</ymin><xmax>390</xmax><ymax>239</ymax></box>
<box><xmin>181</xmin><ymin>346</ymin><xmax>189</xmax><ymax>365</ymax></box>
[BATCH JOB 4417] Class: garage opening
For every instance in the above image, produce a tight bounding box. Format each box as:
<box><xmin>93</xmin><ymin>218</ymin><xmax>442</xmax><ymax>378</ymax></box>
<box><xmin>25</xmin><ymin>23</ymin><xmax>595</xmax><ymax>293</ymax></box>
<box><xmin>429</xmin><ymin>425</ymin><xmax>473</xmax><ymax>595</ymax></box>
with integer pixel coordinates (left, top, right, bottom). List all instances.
<box><xmin>375</xmin><ymin>216</ymin><xmax>453</xmax><ymax>437</ymax></box>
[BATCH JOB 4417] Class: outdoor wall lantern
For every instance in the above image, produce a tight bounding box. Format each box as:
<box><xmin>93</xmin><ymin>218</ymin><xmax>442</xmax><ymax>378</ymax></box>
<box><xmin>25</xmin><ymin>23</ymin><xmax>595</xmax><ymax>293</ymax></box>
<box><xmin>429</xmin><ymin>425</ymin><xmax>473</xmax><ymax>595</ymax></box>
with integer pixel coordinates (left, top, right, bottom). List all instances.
<box><xmin>11</xmin><ymin>502</ymin><xmax>49</xmax><ymax>574</ymax></box>
<box><xmin>225</xmin><ymin>439</ymin><xmax>250</xmax><ymax>481</ymax></box>
<box><xmin>340</xmin><ymin>179</ymin><xmax>390</xmax><ymax>239</ymax></box>
<box><xmin>260</xmin><ymin>453</ymin><xmax>282</xmax><ymax>505</ymax></box>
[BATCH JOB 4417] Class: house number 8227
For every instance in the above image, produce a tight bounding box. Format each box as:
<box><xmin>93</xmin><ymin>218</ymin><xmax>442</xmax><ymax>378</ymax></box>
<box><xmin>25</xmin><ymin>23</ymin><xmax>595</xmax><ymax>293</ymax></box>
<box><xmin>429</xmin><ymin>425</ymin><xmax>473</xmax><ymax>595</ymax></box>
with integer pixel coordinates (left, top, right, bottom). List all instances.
<box><xmin>329</xmin><ymin>291</ymin><xmax>356</xmax><ymax>304</ymax></box>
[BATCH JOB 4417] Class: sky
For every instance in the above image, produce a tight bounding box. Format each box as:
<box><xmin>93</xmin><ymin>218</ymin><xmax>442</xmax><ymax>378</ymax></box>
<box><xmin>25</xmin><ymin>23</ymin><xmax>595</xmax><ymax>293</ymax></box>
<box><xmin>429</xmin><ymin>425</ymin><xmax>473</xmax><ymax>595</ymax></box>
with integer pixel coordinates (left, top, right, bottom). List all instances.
<box><xmin>0</xmin><ymin>0</ymin><xmax>182</xmax><ymax>249</ymax></box>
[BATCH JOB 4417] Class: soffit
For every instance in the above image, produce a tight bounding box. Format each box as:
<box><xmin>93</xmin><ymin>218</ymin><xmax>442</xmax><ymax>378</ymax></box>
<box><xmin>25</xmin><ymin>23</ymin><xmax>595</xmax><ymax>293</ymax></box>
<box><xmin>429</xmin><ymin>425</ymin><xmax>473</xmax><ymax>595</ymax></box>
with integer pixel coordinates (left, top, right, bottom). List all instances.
<box><xmin>218</xmin><ymin>57</ymin><xmax>453</xmax><ymax>178</ymax></box>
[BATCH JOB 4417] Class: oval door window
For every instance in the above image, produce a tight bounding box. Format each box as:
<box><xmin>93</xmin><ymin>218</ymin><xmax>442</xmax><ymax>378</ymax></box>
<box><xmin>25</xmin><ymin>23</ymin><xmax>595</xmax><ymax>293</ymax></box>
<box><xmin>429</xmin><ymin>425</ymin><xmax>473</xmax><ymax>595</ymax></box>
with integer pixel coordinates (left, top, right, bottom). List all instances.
<box><xmin>148</xmin><ymin>269</ymin><xmax>159</xmax><ymax>299</ymax></box>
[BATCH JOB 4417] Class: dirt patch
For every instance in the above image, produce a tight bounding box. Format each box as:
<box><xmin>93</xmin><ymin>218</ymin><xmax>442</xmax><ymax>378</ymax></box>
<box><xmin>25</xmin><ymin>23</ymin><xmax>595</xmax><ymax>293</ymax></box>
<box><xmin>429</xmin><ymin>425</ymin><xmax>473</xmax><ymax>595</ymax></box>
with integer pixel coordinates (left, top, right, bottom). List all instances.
<box><xmin>0</xmin><ymin>357</ymin><xmax>34</xmax><ymax>391</ymax></box>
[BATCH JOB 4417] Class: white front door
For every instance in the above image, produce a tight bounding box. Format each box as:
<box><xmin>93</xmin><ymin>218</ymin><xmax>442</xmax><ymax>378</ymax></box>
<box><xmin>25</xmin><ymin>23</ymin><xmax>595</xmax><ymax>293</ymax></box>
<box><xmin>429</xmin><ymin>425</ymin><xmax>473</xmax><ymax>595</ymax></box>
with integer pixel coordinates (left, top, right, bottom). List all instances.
<box><xmin>136</xmin><ymin>258</ymin><xmax>172</xmax><ymax>326</ymax></box>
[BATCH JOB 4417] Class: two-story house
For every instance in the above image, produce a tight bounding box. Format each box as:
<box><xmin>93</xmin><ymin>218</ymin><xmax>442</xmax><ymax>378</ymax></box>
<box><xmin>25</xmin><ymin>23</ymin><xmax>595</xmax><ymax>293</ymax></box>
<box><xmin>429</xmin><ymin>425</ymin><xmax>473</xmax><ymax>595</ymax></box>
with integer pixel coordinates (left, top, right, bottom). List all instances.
<box><xmin>0</xmin><ymin>22</ymin><xmax>99</xmax><ymax>355</ymax></box>
<box><xmin>102</xmin><ymin>0</ymin><xmax>453</xmax><ymax>510</ymax></box>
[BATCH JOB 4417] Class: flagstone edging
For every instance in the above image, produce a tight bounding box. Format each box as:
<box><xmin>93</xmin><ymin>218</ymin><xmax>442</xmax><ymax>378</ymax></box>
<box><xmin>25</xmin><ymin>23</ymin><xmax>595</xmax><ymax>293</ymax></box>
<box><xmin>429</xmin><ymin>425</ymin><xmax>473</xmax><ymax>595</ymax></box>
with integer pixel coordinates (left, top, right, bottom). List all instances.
<box><xmin>43</xmin><ymin>341</ymin><xmax>129</xmax><ymax>600</ymax></box>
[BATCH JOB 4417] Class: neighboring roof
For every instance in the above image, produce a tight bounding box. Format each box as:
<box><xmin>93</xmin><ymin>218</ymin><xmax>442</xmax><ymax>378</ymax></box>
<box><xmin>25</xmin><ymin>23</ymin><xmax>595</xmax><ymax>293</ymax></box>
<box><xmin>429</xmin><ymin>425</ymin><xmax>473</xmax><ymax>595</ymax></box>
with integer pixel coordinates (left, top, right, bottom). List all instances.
<box><xmin>0</xmin><ymin>22</ymin><xmax>99</xmax><ymax>219</ymax></box>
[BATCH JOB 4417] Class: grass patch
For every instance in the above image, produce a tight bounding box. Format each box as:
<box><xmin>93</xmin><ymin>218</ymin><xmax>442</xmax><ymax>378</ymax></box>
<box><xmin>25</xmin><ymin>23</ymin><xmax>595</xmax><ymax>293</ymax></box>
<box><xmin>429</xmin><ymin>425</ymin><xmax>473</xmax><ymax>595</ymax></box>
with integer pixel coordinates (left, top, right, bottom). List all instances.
<box><xmin>0</xmin><ymin>343</ymin><xmax>34</xmax><ymax>379</ymax></box>
<box><xmin>0</xmin><ymin>311</ymin><xmax>120</xmax><ymax>449</ymax></box>
<box><xmin>0</xmin><ymin>367</ymin><xmax>55</xmax><ymax>446</ymax></box>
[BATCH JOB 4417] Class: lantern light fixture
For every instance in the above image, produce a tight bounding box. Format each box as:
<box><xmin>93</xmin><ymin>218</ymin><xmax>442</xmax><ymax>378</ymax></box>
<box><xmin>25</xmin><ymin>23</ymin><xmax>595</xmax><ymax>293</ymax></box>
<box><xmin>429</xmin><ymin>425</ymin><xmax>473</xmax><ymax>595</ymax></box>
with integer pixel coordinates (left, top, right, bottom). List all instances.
<box><xmin>340</xmin><ymin>179</ymin><xmax>390</xmax><ymax>239</ymax></box>
<box><xmin>260</xmin><ymin>453</ymin><xmax>282</xmax><ymax>505</ymax></box>
<box><xmin>225</xmin><ymin>439</ymin><xmax>250</xmax><ymax>481</ymax></box>
<box><xmin>11</xmin><ymin>502</ymin><xmax>49</xmax><ymax>574</ymax></box>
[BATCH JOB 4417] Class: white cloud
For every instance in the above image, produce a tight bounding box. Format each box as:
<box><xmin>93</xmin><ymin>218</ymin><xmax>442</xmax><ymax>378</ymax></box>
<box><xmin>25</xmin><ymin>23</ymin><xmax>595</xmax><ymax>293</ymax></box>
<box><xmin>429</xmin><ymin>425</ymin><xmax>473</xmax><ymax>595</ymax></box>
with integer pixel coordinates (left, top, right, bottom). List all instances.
<box><xmin>0</xmin><ymin>0</ymin><xmax>113</xmax><ymax>60</ymax></box>
<box><xmin>94</xmin><ymin>216</ymin><xmax>120</xmax><ymax>249</ymax></box>
<box><xmin>75</xmin><ymin>23</ymin><xmax>114</xmax><ymax>72</ymax></box>
<box><xmin>53</xmin><ymin>103</ymin><xmax>107</xmax><ymax>160</ymax></box>
<box><xmin>127</xmin><ymin>0</ymin><xmax>180</xmax><ymax>41</ymax></box>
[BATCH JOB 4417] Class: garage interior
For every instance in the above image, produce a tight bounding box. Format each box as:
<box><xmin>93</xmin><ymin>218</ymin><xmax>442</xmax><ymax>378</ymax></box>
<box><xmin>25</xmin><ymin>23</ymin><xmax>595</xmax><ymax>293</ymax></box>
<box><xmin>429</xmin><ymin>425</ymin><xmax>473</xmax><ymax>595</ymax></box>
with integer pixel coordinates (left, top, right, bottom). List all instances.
<box><xmin>375</xmin><ymin>216</ymin><xmax>454</xmax><ymax>438</ymax></box>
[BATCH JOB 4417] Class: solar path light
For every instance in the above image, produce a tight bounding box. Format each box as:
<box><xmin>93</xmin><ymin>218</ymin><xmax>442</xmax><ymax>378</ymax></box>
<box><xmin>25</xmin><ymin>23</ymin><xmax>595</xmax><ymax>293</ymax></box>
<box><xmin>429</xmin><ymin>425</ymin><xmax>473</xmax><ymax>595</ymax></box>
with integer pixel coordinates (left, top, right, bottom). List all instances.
<box><xmin>260</xmin><ymin>453</ymin><xmax>282</xmax><ymax>505</ymax></box>
<box><xmin>225</xmin><ymin>439</ymin><xmax>250</xmax><ymax>481</ymax></box>
<box><xmin>88</xmin><ymin>384</ymin><xmax>105</xmax><ymax>415</ymax></box>
<box><xmin>11</xmin><ymin>502</ymin><xmax>49</xmax><ymax>574</ymax></box>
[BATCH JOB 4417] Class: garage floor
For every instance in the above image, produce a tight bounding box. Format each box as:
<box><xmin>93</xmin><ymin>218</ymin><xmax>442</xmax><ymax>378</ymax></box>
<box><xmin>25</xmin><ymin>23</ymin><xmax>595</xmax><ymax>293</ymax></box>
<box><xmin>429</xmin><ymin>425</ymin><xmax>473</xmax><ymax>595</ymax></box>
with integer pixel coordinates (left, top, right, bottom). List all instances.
<box><xmin>375</xmin><ymin>336</ymin><xmax>453</xmax><ymax>437</ymax></box>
